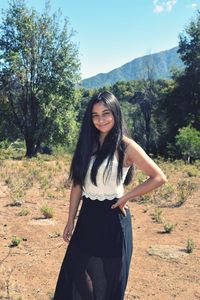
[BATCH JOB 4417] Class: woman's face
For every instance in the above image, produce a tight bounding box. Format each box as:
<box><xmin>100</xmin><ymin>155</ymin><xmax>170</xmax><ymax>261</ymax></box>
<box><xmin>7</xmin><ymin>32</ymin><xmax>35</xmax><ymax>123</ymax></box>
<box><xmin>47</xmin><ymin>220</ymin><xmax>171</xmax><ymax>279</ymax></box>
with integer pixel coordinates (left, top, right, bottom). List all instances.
<box><xmin>91</xmin><ymin>102</ymin><xmax>115</xmax><ymax>136</ymax></box>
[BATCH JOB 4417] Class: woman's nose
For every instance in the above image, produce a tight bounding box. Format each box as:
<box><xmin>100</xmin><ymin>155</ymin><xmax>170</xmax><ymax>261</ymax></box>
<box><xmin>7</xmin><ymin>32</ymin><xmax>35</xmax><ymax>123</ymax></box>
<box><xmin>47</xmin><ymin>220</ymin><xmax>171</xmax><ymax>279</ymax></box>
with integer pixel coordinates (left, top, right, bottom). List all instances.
<box><xmin>98</xmin><ymin>115</ymin><xmax>104</xmax><ymax>122</ymax></box>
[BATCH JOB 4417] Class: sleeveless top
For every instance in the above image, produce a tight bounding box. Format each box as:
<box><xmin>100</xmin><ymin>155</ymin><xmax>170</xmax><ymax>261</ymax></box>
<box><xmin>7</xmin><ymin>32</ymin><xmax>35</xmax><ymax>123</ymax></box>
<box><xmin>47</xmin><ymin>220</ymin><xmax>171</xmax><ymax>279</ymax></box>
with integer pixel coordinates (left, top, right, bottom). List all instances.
<box><xmin>82</xmin><ymin>154</ymin><xmax>130</xmax><ymax>201</ymax></box>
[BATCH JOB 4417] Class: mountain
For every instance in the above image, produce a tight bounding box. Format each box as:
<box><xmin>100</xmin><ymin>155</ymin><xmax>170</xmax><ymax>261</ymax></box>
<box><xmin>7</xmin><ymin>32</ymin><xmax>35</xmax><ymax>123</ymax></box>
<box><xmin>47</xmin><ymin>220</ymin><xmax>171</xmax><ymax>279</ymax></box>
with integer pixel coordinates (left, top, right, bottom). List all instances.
<box><xmin>81</xmin><ymin>47</ymin><xmax>184</xmax><ymax>89</ymax></box>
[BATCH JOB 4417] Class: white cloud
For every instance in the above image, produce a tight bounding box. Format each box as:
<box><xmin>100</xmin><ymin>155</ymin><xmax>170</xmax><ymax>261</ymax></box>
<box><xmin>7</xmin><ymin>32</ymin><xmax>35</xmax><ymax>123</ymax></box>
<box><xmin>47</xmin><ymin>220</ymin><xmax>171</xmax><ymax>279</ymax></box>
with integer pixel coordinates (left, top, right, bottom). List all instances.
<box><xmin>186</xmin><ymin>3</ymin><xmax>198</xmax><ymax>9</ymax></box>
<box><xmin>191</xmin><ymin>3</ymin><xmax>198</xmax><ymax>8</ymax></box>
<box><xmin>153</xmin><ymin>0</ymin><xmax>177</xmax><ymax>13</ymax></box>
<box><xmin>153</xmin><ymin>5</ymin><xmax>164</xmax><ymax>13</ymax></box>
<box><xmin>166</xmin><ymin>0</ymin><xmax>177</xmax><ymax>11</ymax></box>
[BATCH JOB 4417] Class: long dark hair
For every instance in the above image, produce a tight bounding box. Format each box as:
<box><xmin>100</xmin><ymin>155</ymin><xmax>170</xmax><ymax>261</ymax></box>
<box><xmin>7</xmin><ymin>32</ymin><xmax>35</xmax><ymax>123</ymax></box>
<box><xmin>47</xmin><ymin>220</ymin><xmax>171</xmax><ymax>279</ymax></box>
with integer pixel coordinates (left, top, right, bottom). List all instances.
<box><xmin>69</xmin><ymin>91</ymin><xmax>133</xmax><ymax>186</ymax></box>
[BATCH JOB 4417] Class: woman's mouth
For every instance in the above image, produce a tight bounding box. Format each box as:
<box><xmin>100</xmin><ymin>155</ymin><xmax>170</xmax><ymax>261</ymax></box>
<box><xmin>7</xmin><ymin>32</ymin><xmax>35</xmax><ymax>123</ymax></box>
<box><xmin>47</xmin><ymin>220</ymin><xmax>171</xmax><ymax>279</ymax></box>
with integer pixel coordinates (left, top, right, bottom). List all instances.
<box><xmin>98</xmin><ymin>124</ymin><xmax>108</xmax><ymax>128</ymax></box>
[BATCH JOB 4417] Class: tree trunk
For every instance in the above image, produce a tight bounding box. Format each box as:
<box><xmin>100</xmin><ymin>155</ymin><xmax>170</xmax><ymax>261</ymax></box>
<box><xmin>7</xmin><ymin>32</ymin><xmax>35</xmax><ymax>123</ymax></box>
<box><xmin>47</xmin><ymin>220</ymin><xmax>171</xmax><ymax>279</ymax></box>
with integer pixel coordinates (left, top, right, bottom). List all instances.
<box><xmin>143</xmin><ymin>109</ymin><xmax>151</xmax><ymax>155</ymax></box>
<box><xmin>25</xmin><ymin>137</ymin><xmax>37</xmax><ymax>158</ymax></box>
<box><xmin>145</xmin><ymin>120</ymin><xmax>151</xmax><ymax>155</ymax></box>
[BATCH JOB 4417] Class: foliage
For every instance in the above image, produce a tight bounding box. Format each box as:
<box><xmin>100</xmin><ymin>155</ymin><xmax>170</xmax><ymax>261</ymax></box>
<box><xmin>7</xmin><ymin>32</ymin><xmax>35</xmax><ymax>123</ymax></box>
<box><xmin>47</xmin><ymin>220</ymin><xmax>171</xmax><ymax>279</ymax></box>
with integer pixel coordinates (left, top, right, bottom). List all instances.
<box><xmin>0</xmin><ymin>139</ymin><xmax>10</xmax><ymax>149</ymax></box>
<box><xmin>163</xmin><ymin>222</ymin><xmax>177</xmax><ymax>233</ymax></box>
<box><xmin>175</xmin><ymin>125</ymin><xmax>200</xmax><ymax>162</ymax></box>
<box><xmin>131</xmin><ymin>78</ymin><xmax>158</xmax><ymax>154</ymax></box>
<box><xmin>18</xmin><ymin>208</ymin><xmax>29</xmax><ymax>216</ymax></box>
<box><xmin>176</xmin><ymin>179</ymin><xmax>197</xmax><ymax>206</ymax></box>
<box><xmin>186</xmin><ymin>238</ymin><xmax>195</xmax><ymax>253</ymax></box>
<box><xmin>152</xmin><ymin>207</ymin><xmax>163</xmax><ymax>223</ymax></box>
<box><xmin>163</xmin><ymin>11</ymin><xmax>200</xmax><ymax>149</ymax></box>
<box><xmin>0</xmin><ymin>0</ymin><xmax>81</xmax><ymax>157</ymax></box>
<box><xmin>102</xmin><ymin>78</ymin><xmax>174</xmax><ymax>155</ymax></box>
<box><xmin>0</xmin><ymin>3</ymin><xmax>199</xmax><ymax>158</ymax></box>
<box><xmin>40</xmin><ymin>204</ymin><xmax>54</xmax><ymax>218</ymax></box>
<box><xmin>9</xmin><ymin>236</ymin><xmax>21</xmax><ymax>247</ymax></box>
<box><xmin>71</xmin><ymin>10</ymin><xmax>200</xmax><ymax>158</ymax></box>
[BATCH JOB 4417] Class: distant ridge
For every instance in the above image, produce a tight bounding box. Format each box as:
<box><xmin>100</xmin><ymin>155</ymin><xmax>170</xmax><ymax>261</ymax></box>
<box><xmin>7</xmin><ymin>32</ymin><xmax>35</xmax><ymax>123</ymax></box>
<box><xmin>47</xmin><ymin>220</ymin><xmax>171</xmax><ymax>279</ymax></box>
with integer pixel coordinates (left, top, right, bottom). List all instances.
<box><xmin>81</xmin><ymin>47</ymin><xmax>184</xmax><ymax>89</ymax></box>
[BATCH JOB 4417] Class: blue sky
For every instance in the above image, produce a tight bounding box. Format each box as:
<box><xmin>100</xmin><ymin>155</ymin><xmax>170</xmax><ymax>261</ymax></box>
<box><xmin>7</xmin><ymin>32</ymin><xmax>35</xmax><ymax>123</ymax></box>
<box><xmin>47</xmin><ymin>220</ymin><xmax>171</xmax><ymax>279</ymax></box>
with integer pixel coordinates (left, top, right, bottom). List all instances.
<box><xmin>0</xmin><ymin>0</ymin><xmax>199</xmax><ymax>79</ymax></box>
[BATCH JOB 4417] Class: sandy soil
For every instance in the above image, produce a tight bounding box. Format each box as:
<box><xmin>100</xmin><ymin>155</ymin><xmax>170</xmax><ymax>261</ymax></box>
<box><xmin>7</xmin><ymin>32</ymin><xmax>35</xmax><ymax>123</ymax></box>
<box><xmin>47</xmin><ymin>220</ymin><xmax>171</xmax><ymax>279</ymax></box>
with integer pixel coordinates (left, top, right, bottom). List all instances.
<box><xmin>0</xmin><ymin>160</ymin><xmax>200</xmax><ymax>300</ymax></box>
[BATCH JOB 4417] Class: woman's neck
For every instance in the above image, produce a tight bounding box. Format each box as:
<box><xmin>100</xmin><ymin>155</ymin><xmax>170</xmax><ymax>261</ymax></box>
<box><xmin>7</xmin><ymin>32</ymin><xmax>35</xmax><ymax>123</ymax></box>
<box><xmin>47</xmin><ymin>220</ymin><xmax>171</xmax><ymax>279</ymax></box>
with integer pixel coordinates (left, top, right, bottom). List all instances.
<box><xmin>99</xmin><ymin>133</ymin><xmax>107</xmax><ymax>146</ymax></box>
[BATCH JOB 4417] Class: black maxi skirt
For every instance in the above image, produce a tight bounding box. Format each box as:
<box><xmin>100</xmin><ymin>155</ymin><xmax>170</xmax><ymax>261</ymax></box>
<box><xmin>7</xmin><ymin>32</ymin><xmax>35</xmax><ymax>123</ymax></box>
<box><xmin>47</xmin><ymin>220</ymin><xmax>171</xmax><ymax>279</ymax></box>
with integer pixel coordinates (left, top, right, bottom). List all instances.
<box><xmin>54</xmin><ymin>196</ymin><xmax>133</xmax><ymax>300</ymax></box>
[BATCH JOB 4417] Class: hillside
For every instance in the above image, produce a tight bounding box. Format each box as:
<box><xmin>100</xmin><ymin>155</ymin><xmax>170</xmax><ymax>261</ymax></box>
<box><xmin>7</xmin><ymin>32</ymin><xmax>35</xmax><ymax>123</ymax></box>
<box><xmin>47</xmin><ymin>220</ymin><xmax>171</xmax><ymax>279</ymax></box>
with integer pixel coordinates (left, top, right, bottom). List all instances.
<box><xmin>82</xmin><ymin>47</ymin><xmax>184</xmax><ymax>89</ymax></box>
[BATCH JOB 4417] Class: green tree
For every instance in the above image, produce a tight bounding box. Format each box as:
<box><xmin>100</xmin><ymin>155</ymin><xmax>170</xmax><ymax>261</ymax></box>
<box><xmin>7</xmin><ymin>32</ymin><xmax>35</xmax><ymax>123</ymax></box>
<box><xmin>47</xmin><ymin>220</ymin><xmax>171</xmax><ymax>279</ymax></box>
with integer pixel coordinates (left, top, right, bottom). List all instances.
<box><xmin>178</xmin><ymin>10</ymin><xmax>200</xmax><ymax>129</ymax></box>
<box><xmin>154</xmin><ymin>79</ymin><xmax>176</xmax><ymax>156</ymax></box>
<box><xmin>0</xmin><ymin>0</ymin><xmax>80</xmax><ymax>157</ymax></box>
<box><xmin>131</xmin><ymin>76</ymin><xmax>160</xmax><ymax>155</ymax></box>
<box><xmin>110</xmin><ymin>79</ymin><xmax>168</xmax><ymax>155</ymax></box>
<box><xmin>164</xmin><ymin>11</ymin><xmax>200</xmax><ymax>146</ymax></box>
<box><xmin>175</xmin><ymin>125</ymin><xmax>200</xmax><ymax>162</ymax></box>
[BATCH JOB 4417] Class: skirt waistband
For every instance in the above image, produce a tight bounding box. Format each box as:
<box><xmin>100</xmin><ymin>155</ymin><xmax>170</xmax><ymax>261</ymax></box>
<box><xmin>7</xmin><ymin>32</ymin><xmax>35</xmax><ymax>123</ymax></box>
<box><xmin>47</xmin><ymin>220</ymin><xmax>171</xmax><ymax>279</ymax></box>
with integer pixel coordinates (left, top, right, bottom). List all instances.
<box><xmin>82</xmin><ymin>196</ymin><xmax>118</xmax><ymax>208</ymax></box>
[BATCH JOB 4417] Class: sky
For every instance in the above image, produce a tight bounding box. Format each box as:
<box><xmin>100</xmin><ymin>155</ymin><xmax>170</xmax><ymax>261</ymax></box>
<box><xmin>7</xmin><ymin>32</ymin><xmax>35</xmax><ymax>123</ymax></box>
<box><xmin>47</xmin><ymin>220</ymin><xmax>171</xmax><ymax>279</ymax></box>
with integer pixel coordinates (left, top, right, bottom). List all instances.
<box><xmin>0</xmin><ymin>0</ymin><xmax>199</xmax><ymax>79</ymax></box>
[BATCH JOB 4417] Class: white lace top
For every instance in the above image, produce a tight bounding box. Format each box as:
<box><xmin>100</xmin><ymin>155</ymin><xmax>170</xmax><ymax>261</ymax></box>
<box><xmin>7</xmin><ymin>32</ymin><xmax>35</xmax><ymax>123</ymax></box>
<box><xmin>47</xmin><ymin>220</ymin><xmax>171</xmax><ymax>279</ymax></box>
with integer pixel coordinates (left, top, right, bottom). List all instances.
<box><xmin>82</xmin><ymin>154</ymin><xmax>130</xmax><ymax>201</ymax></box>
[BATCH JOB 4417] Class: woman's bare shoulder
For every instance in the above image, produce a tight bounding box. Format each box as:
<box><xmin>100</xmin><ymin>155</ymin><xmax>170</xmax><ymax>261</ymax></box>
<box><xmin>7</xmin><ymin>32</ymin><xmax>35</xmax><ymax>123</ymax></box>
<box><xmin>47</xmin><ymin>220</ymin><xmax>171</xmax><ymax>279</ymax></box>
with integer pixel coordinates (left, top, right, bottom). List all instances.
<box><xmin>122</xmin><ymin>136</ymin><xmax>140</xmax><ymax>166</ymax></box>
<box><xmin>122</xmin><ymin>136</ymin><xmax>148</xmax><ymax>163</ymax></box>
<box><xmin>123</xmin><ymin>136</ymin><xmax>138</xmax><ymax>149</ymax></box>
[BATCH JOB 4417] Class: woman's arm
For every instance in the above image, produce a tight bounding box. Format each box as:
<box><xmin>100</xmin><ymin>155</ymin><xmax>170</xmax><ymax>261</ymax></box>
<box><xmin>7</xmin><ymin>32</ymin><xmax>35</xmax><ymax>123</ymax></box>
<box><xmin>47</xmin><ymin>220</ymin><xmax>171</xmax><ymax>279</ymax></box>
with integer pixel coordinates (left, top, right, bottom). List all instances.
<box><xmin>63</xmin><ymin>183</ymin><xmax>82</xmax><ymax>242</ymax></box>
<box><xmin>112</xmin><ymin>137</ymin><xmax>167</xmax><ymax>211</ymax></box>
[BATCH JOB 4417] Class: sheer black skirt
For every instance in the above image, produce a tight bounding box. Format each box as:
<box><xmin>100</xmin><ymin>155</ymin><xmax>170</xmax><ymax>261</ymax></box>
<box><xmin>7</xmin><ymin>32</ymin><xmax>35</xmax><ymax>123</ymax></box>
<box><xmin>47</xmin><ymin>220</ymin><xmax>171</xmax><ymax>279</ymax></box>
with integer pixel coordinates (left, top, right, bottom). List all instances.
<box><xmin>54</xmin><ymin>196</ymin><xmax>133</xmax><ymax>300</ymax></box>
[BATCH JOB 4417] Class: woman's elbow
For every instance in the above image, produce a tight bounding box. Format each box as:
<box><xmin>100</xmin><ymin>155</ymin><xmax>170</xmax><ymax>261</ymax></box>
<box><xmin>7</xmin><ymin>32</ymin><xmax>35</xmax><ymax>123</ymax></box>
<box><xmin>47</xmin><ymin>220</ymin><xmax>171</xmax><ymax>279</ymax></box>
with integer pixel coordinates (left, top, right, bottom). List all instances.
<box><xmin>157</xmin><ymin>173</ymin><xmax>168</xmax><ymax>186</ymax></box>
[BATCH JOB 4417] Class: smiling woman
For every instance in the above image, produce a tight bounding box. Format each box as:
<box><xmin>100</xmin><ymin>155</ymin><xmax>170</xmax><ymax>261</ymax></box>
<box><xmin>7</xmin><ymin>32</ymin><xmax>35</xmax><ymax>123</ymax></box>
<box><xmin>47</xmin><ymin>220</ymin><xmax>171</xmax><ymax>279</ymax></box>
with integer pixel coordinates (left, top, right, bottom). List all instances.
<box><xmin>53</xmin><ymin>91</ymin><xmax>167</xmax><ymax>300</ymax></box>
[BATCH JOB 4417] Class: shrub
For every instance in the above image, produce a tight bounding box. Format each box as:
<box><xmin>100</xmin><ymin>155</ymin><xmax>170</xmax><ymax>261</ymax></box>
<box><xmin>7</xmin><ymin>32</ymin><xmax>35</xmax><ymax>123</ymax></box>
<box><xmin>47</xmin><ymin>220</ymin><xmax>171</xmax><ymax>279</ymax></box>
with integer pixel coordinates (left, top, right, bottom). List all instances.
<box><xmin>176</xmin><ymin>179</ymin><xmax>197</xmax><ymax>206</ymax></box>
<box><xmin>163</xmin><ymin>222</ymin><xmax>177</xmax><ymax>233</ymax></box>
<box><xmin>186</xmin><ymin>238</ymin><xmax>195</xmax><ymax>253</ymax></box>
<box><xmin>18</xmin><ymin>208</ymin><xmax>29</xmax><ymax>216</ymax></box>
<box><xmin>40</xmin><ymin>204</ymin><xmax>54</xmax><ymax>219</ymax></box>
<box><xmin>152</xmin><ymin>208</ymin><xmax>163</xmax><ymax>223</ymax></box>
<box><xmin>175</xmin><ymin>125</ymin><xmax>200</xmax><ymax>163</ymax></box>
<box><xmin>9</xmin><ymin>236</ymin><xmax>21</xmax><ymax>247</ymax></box>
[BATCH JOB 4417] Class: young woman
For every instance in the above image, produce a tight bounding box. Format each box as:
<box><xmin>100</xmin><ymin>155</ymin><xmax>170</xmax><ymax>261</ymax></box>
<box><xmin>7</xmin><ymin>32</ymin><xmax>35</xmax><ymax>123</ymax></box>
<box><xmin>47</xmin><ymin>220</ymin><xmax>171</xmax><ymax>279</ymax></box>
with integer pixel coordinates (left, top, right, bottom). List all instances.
<box><xmin>54</xmin><ymin>91</ymin><xmax>167</xmax><ymax>300</ymax></box>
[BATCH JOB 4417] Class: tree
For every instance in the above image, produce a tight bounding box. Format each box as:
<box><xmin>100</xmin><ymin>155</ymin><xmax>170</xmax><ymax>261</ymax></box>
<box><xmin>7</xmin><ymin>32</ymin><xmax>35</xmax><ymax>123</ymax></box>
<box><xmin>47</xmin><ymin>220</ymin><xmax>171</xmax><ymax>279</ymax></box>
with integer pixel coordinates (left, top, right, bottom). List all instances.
<box><xmin>178</xmin><ymin>10</ymin><xmax>200</xmax><ymax>129</ymax></box>
<box><xmin>130</xmin><ymin>60</ymin><xmax>159</xmax><ymax>155</ymax></box>
<box><xmin>0</xmin><ymin>0</ymin><xmax>80</xmax><ymax>157</ymax></box>
<box><xmin>158</xmin><ymin>80</ymin><xmax>178</xmax><ymax>156</ymax></box>
<box><xmin>110</xmin><ymin>78</ymin><xmax>165</xmax><ymax>155</ymax></box>
<box><xmin>175</xmin><ymin>125</ymin><xmax>200</xmax><ymax>163</ymax></box>
<box><xmin>164</xmin><ymin>10</ymin><xmax>200</xmax><ymax>147</ymax></box>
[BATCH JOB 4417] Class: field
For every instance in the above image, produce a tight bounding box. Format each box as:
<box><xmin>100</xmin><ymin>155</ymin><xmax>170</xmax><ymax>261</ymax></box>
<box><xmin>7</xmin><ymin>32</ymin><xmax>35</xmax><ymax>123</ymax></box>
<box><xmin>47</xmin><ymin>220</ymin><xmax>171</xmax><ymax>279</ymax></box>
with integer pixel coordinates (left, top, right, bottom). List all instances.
<box><xmin>0</xmin><ymin>151</ymin><xmax>200</xmax><ymax>300</ymax></box>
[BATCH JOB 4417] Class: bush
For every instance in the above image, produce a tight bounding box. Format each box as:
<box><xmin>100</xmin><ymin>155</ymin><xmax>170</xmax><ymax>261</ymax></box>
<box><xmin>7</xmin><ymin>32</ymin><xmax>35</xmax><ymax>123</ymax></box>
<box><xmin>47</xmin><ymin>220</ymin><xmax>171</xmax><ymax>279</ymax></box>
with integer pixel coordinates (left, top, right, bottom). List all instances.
<box><xmin>152</xmin><ymin>208</ymin><xmax>163</xmax><ymax>223</ymax></box>
<box><xmin>176</xmin><ymin>179</ymin><xmax>197</xmax><ymax>206</ymax></box>
<box><xmin>175</xmin><ymin>126</ymin><xmax>200</xmax><ymax>163</ymax></box>
<box><xmin>40</xmin><ymin>204</ymin><xmax>54</xmax><ymax>219</ymax></box>
<box><xmin>186</xmin><ymin>238</ymin><xmax>195</xmax><ymax>253</ymax></box>
<box><xmin>163</xmin><ymin>222</ymin><xmax>177</xmax><ymax>233</ymax></box>
<box><xmin>9</xmin><ymin>236</ymin><xmax>21</xmax><ymax>247</ymax></box>
<box><xmin>0</xmin><ymin>139</ymin><xmax>10</xmax><ymax>149</ymax></box>
<box><xmin>18</xmin><ymin>208</ymin><xmax>29</xmax><ymax>216</ymax></box>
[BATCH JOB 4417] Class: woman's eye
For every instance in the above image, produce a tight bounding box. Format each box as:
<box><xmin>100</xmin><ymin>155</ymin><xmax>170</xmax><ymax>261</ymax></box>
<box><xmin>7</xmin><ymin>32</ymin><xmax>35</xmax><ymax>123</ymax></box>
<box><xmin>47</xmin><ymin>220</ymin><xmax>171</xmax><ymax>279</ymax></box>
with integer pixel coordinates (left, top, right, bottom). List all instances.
<box><xmin>103</xmin><ymin>112</ymin><xmax>111</xmax><ymax>116</ymax></box>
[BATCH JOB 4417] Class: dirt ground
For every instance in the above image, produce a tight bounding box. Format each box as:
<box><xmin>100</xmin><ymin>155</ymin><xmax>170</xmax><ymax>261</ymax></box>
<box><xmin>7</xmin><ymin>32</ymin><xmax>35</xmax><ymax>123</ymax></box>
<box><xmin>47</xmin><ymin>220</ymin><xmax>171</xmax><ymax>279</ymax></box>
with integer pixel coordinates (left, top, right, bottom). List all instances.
<box><xmin>0</xmin><ymin>159</ymin><xmax>200</xmax><ymax>300</ymax></box>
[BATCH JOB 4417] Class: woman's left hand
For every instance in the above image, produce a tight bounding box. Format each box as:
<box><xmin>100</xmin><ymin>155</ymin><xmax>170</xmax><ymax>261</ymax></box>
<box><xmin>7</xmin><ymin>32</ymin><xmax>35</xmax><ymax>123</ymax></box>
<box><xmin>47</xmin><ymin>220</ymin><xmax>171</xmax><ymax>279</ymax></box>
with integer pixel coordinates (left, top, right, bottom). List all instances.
<box><xmin>111</xmin><ymin>198</ymin><xmax>129</xmax><ymax>216</ymax></box>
